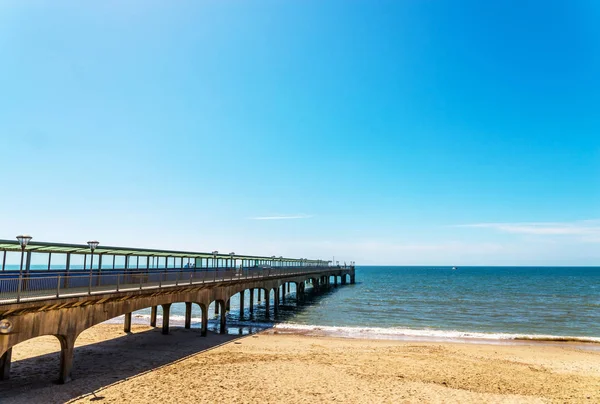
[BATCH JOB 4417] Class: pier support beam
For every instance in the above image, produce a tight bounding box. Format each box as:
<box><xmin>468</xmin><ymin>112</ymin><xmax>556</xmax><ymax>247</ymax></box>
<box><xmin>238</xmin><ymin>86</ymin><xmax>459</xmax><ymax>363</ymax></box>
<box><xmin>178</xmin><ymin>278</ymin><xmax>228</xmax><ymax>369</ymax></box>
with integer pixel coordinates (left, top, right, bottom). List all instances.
<box><xmin>334</xmin><ymin>276</ymin><xmax>338</xmax><ymax>286</ymax></box>
<box><xmin>281</xmin><ymin>284</ymin><xmax>285</xmax><ymax>303</ymax></box>
<box><xmin>150</xmin><ymin>306</ymin><xmax>157</xmax><ymax>327</ymax></box>
<box><xmin>249</xmin><ymin>289</ymin><xmax>254</xmax><ymax>315</ymax></box>
<box><xmin>58</xmin><ymin>337</ymin><xmax>75</xmax><ymax>384</ymax></box>
<box><xmin>258</xmin><ymin>288</ymin><xmax>262</xmax><ymax>302</ymax></box>
<box><xmin>215</xmin><ymin>301</ymin><xmax>219</xmax><ymax>315</ymax></box>
<box><xmin>287</xmin><ymin>282</ymin><xmax>291</xmax><ymax>293</ymax></box>
<box><xmin>264</xmin><ymin>290</ymin><xmax>270</xmax><ymax>318</ymax></box>
<box><xmin>274</xmin><ymin>288</ymin><xmax>279</xmax><ymax>315</ymax></box>
<box><xmin>219</xmin><ymin>301</ymin><xmax>227</xmax><ymax>334</ymax></box>
<box><xmin>239</xmin><ymin>290</ymin><xmax>245</xmax><ymax>319</ymax></box>
<box><xmin>185</xmin><ymin>302</ymin><xmax>192</xmax><ymax>329</ymax></box>
<box><xmin>162</xmin><ymin>303</ymin><xmax>171</xmax><ymax>335</ymax></box>
<box><xmin>201</xmin><ymin>304</ymin><xmax>208</xmax><ymax>337</ymax></box>
<box><xmin>124</xmin><ymin>312</ymin><xmax>132</xmax><ymax>333</ymax></box>
<box><xmin>0</xmin><ymin>348</ymin><xmax>12</xmax><ymax>380</ymax></box>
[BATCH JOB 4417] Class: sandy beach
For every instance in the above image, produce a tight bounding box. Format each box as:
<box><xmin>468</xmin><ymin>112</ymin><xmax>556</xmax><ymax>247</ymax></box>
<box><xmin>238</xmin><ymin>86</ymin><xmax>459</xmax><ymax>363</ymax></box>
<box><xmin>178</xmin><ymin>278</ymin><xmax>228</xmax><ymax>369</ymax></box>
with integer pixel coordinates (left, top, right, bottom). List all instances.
<box><xmin>1</xmin><ymin>324</ymin><xmax>599</xmax><ymax>404</ymax></box>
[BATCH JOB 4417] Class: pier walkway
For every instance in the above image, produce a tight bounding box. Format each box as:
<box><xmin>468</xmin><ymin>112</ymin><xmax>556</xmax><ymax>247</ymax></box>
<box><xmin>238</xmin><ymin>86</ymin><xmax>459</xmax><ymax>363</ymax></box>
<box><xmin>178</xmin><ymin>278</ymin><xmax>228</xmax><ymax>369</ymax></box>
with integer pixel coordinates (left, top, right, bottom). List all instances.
<box><xmin>0</xmin><ymin>239</ymin><xmax>354</xmax><ymax>384</ymax></box>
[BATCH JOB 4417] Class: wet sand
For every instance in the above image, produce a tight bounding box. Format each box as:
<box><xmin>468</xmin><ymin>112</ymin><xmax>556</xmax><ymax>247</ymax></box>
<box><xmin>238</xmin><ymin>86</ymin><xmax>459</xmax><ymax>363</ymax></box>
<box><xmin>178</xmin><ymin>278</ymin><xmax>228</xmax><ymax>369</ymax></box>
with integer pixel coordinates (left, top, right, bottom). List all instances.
<box><xmin>2</xmin><ymin>324</ymin><xmax>599</xmax><ymax>403</ymax></box>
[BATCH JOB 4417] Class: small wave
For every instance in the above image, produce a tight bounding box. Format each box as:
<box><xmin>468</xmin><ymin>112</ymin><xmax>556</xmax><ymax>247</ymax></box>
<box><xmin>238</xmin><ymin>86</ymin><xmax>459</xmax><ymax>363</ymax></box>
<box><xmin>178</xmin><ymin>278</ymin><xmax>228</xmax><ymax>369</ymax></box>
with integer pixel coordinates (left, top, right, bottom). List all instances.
<box><xmin>273</xmin><ymin>324</ymin><xmax>600</xmax><ymax>344</ymax></box>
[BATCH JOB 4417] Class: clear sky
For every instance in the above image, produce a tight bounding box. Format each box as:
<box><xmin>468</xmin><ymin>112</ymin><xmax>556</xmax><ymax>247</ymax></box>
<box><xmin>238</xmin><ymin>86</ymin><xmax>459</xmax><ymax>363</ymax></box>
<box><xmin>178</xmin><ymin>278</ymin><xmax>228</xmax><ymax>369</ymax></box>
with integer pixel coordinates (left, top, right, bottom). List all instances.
<box><xmin>1</xmin><ymin>1</ymin><xmax>599</xmax><ymax>265</ymax></box>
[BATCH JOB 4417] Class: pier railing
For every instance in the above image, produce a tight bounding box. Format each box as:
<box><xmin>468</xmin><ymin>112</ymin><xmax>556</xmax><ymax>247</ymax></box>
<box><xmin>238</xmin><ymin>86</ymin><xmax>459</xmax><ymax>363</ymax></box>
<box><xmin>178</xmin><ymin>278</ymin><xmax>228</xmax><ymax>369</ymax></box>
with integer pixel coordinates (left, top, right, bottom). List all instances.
<box><xmin>0</xmin><ymin>266</ymin><xmax>331</xmax><ymax>304</ymax></box>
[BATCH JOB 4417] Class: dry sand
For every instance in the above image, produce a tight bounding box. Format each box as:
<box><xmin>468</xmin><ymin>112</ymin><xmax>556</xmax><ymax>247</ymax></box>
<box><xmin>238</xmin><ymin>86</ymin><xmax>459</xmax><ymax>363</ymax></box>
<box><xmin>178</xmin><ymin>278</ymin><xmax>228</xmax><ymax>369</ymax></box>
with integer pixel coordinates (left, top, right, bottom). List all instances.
<box><xmin>1</xmin><ymin>324</ymin><xmax>599</xmax><ymax>403</ymax></box>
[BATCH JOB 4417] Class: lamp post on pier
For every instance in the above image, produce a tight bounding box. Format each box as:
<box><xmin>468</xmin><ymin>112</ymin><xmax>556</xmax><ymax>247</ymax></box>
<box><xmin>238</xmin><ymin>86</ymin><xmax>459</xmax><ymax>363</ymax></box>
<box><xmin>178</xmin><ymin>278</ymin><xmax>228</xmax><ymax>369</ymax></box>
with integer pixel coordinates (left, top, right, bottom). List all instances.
<box><xmin>16</xmin><ymin>234</ymin><xmax>32</xmax><ymax>303</ymax></box>
<box><xmin>212</xmin><ymin>251</ymin><xmax>218</xmax><ymax>270</ymax></box>
<box><xmin>87</xmin><ymin>241</ymin><xmax>99</xmax><ymax>294</ymax></box>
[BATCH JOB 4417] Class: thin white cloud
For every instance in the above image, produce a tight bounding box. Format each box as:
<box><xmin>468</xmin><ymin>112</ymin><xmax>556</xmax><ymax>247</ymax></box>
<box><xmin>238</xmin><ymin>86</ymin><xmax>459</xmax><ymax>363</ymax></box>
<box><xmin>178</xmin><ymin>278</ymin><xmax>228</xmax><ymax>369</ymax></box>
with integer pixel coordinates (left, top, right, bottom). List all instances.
<box><xmin>249</xmin><ymin>214</ymin><xmax>313</xmax><ymax>220</ymax></box>
<box><xmin>455</xmin><ymin>219</ymin><xmax>600</xmax><ymax>238</ymax></box>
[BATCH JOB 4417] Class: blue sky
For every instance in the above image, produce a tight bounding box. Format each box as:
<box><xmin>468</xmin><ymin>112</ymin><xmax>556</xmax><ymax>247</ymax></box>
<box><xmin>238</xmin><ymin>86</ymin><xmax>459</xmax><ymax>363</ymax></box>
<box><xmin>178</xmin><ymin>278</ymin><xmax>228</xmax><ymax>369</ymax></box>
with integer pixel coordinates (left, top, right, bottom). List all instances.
<box><xmin>1</xmin><ymin>1</ymin><xmax>600</xmax><ymax>265</ymax></box>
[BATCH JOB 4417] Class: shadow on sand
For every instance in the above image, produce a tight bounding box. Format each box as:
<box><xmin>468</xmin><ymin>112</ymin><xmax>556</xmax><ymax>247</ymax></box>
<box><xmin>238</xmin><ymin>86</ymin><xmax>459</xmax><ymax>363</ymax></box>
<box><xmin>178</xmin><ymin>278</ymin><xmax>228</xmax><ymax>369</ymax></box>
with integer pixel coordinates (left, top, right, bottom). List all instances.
<box><xmin>1</xmin><ymin>328</ymin><xmax>245</xmax><ymax>404</ymax></box>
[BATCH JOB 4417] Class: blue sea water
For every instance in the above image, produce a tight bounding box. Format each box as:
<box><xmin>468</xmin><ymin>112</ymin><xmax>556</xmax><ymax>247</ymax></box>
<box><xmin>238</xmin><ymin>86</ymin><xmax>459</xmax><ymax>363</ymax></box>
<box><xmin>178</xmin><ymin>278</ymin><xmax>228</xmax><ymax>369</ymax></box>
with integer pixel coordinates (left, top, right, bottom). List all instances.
<box><xmin>132</xmin><ymin>266</ymin><xmax>600</xmax><ymax>341</ymax></box>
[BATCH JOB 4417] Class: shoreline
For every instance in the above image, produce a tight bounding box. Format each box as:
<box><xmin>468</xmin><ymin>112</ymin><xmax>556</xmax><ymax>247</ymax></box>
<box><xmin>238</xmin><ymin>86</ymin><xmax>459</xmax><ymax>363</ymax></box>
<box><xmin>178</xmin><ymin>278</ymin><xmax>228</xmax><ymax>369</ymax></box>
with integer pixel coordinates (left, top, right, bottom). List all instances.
<box><xmin>108</xmin><ymin>313</ymin><xmax>600</xmax><ymax>349</ymax></box>
<box><xmin>3</xmin><ymin>324</ymin><xmax>600</xmax><ymax>403</ymax></box>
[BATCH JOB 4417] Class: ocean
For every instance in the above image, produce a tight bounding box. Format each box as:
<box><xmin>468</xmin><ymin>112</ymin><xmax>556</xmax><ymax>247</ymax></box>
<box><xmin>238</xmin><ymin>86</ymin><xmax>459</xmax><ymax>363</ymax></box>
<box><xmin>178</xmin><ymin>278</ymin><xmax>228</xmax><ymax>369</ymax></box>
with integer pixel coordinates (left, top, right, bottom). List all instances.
<box><xmin>128</xmin><ymin>266</ymin><xmax>600</xmax><ymax>342</ymax></box>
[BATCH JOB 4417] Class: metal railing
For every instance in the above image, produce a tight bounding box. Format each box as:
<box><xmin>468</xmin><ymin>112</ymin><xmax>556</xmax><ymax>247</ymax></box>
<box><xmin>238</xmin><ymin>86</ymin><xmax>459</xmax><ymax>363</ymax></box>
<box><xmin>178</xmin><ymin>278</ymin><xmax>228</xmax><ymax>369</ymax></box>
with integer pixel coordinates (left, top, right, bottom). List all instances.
<box><xmin>0</xmin><ymin>266</ymin><xmax>332</xmax><ymax>304</ymax></box>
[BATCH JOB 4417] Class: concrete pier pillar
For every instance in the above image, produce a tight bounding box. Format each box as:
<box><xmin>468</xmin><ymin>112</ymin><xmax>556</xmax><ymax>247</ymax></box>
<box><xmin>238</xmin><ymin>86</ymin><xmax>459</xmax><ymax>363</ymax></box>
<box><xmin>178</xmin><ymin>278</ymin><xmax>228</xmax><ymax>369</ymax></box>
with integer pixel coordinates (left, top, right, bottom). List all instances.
<box><xmin>0</xmin><ymin>348</ymin><xmax>12</xmax><ymax>380</ymax></box>
<box><xmin>58</xmin><ymin>338</ymin><xmax>75</xmax><ymax>384</ymax></box>
<box><xmin>150</xmin><ymin>306</ymin><xmax>157</xmax><ymax>327</ymax></box>
<box><xmin>124</xmin><ymin>312</ymin><xmax>132</xmax><ymax>333</ymax></box>
<box><xmin>226</xmin><ymin>299</ymin><xmax>231</xmax><ymax>312</ymax></box>
<box><xmin>341</xmin><ymin>275</ymin><xmax>347</xmax><ymax>285</ymax></box>
<box><xmin>258</xmin><ymin>288</ymin><xmax>262</xmax><ymax>301</ymax></box>
<box><xmin>185</xmin><ymin>302</ymin><xmax>192</xmax><ymax>329</ymax></box>
<box><xmin>201</xmin><ymin>304</ymin><xmax>208</xmax><ymax>337</ymax></box>
<box><xmin>281</xmin><ymin>284</ymin><xmax>285</xmax><ymax>303</ymax></box>
<box><xmin>350</xmin><ymin>274</ymin><xmax>355</xmax><ymax>284</ymax></box>
<box><xmin>287</xmin><ymin>283</ymin><xmax>291</xmax><ymax>293</ymax></box>
<box><xmin>249</xmin><ymin>289</ymin><xmax>255</xmax><ymax>314</ymax></box>
<box><xmin>264</xmin><ymin>290</ymin><xmax>270</xmax><ymax>318</ymax></box>
<box><xmin>334</xmin><ymin>276</ymin><xmax>338</xmax><ymax>286</ymax></box>
<box><xmin>219</xmin><ymin>301</ymin><xmax>227</xmax><ymax>334</ymax></box>
<box><xmin>215</xmin><ymin>301</ymin><xmax>220</xmax><ymax>315</ymax></box>
<box><xmin>162</xmin><ymin>303</ymin><xmax>171</xmax><ymax>335</ymax></box>
<box><xmin>239</xmin><ymin>290</ymin><xmax>245</xmax><ymax>319</ymax></box>
<box><xmin>274</xmin><ymin>289</ymin><xmax>279</xmax><ymax>315</ymax></box>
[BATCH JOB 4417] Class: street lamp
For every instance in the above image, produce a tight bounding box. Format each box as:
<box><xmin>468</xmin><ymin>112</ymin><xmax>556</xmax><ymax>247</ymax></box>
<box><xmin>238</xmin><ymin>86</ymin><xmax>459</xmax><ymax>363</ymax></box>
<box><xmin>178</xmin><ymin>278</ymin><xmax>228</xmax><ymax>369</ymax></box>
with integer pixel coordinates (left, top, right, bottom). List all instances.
<box><xmin>16</xmin><ymin>234</ymin><xmax>32</xmax><ymax>302</ymax></box>
<box><xmin>212</xmin><ymin>251</ymin><xmax>218</xmax><ymax>269</ymax></box>
<box><xmin>87</xmin><ymin>240</ymin><xmax>99</xmax><ymax>293</ymax></box>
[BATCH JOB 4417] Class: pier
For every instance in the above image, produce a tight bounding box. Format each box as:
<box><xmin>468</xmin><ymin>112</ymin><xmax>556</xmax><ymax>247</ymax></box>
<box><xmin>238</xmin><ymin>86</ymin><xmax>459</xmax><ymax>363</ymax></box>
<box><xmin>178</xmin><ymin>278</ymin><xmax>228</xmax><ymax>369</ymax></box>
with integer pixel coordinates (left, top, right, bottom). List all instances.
<box><xmin>0</xmin><ymin>238</ymin><xmax>354</xmax><ymax>384</ymax></box>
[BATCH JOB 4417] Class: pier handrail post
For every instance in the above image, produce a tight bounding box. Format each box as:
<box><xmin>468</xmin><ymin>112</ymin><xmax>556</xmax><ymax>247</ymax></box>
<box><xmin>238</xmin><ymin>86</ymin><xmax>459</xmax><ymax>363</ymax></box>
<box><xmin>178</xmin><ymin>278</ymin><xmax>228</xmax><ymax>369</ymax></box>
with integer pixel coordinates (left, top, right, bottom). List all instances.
<box><xmin>16</xmin><ymin>276</ymin><xmax>23</xmax><ymax>303</ymax></box>
<box><xmin>116</xmin><ymin>273</ymin><xmax>120</xmax><ymax>292</ymax></box>
<box><xmin>56</xmin><ymin>275</ymin><xmax>61</xmax><ymax>298</ymax></box>
<box><xmin>190</xmin><ymin>272</ymin><xmax>192</xmax><ymax>285</ymax></box>
<box><xmin>139</xmin><ymin>274</ymin><xmax>142</xmax><ymax>290</ymax></box>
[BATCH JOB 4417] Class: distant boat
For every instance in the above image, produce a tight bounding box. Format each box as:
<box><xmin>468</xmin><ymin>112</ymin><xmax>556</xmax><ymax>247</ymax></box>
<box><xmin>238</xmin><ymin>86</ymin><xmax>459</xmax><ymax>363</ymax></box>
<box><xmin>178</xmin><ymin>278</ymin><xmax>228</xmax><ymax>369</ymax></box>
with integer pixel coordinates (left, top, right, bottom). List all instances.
<box><xmin>451</xmin><ymin>266</ymin><xmax>458</xmax><ymax>270</ymax></box>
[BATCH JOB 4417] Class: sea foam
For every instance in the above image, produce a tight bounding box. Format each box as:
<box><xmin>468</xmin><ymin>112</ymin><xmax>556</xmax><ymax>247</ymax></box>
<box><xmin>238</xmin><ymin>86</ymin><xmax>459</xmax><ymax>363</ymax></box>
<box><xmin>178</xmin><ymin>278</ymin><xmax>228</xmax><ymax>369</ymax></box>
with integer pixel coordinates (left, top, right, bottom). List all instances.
<box><xmin>273</xmin><ymin>323</ymin><xmax>600</xmax><ymax>344</ymax></box>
